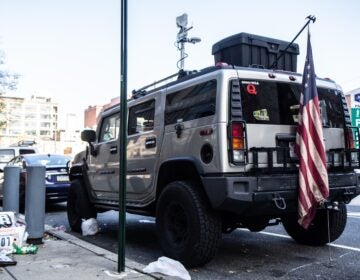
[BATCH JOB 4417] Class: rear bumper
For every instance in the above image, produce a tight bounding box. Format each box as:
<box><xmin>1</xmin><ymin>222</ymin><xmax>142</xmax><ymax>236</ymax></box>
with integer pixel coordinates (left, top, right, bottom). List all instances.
<box><xmin>202</xmin><ymin>172</ymin><xmax>360</xmax><ymax>216</ymax></box>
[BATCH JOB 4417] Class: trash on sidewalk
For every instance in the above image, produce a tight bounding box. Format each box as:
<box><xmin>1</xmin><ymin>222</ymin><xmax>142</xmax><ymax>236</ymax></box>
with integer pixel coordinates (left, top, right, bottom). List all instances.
<box><xmin>143</xmin><ymin>256</ymin><xmax>191</xmax><ymax>280</ymax></box>
<box><xmin>0</xmin><ymin>211</ymin><xmax>28</xmax><ymax>255</ymax></box>
<box><xmin>0</xmin><ymin>254</ymin><xmax>17</xmax><ymax>267</ymax></box>
<box><xmin>54</xmin><ymin>225</ymin><xmax>66</xmax><ymax>231</ymax></box>
<box><xmin>12</xmin><ymin>243</ymin><xmax>38</xmax><ymax>255</ymax></box>
<box><xmin>81</xmin><ymin>218</ymin><xmax>99</xmax><ymax>236</ymax></box>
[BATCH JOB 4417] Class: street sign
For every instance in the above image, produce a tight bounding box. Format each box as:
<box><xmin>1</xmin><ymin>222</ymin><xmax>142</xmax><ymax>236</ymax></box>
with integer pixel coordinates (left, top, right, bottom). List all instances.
<box><xmin>351</xmin><ymin>108</ymin><xmax>360</xmax><ymax>148</ymax></box>
<box><xmin>351</xmin><ymin>108</ymin><xmax>360</xmax><ymax>127</ymax></box>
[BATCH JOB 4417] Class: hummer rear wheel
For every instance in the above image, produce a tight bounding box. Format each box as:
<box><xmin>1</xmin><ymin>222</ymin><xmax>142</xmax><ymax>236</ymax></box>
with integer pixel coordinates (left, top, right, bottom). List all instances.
<box><xmin>282</xmin><ymin>203</ymin><xmax>347</xmax><ymax>246</ymax></box>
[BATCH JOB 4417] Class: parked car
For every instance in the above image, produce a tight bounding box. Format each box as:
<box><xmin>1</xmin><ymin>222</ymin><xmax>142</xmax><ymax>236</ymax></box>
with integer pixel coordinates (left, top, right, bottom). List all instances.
<box><xmin>0</xmin><ymin>146</ymin><xmax>38</xmax><ymax>170</ymax></box>
<box><xmin>0</xmin><ymin>154</ymin><xmax>71</xmax><ymax>205</ymax></box>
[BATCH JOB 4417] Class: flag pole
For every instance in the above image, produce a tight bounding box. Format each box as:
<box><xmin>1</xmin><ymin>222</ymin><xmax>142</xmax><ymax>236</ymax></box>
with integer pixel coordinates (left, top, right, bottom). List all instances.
<box><xmin>271</xmin><ymin>15</ymin><xmax>316</xmax><ymax>69</ymax></box>
<box><xmin>118</xmin><ymin>0</ymin><xmax>128</xmax><ymax>273</ymax></box>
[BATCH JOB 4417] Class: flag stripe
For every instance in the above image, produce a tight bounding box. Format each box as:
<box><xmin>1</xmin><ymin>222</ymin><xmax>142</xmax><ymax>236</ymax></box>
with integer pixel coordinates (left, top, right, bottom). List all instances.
<box><xmin>303</xmin><ymin>104</ymin><xmax>329</xmax><ymax>198</ymax></box>
<box><xmin>298</xmin><ymin>106</ymin><xmax>327</xmax><ymax>198</ymax></box>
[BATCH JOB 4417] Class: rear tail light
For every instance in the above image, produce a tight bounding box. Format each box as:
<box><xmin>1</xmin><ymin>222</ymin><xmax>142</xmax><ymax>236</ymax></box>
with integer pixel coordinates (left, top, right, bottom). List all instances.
<box><xmin>230</xmin><ymin>122</ymin><xmax>246</xmax><ymax>164</ymax></box>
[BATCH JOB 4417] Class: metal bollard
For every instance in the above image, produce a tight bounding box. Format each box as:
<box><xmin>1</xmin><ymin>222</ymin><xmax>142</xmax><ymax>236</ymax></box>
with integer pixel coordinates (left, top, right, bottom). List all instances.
<box><xmin>25</xmin><ymin>164</ymin><xmax>46</xmax><ymax>244</ymax></box>
<box><xmin>3</xmin><ymin>166</ymin><xmax>21</xmax><ymax>213</ymax></box>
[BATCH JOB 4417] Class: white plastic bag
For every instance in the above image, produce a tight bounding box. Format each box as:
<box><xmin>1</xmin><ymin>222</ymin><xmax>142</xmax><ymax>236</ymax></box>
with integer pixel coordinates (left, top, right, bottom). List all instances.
<box><xmin>143</xmin><ymin>256</ymin><xmax>191</xmax><ymax>280</ymax></box>
<box><xmin>81</xmin><ymin>218</ymin><xmax>99</xmax><ymax>236</ymax></box>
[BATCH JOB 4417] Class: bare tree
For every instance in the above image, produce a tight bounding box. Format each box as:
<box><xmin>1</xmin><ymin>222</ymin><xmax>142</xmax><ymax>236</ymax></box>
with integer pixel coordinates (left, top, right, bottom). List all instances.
<box><xmin>0</xmin><ymin>51</ymin><xmax>19</xmax><ymax>93</ymax></box>
<box><xmin>0</xmin><ymin>50</ymin><xmax>19</xmax><ymax>127</ymax></box>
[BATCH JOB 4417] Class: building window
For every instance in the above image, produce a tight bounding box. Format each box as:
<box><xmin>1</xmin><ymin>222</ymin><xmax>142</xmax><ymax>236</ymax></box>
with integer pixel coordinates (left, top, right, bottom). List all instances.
<box><xmin>25</xmin><ymin>130</ymin><xmax>37</xmax><ymax>136</ymax></box>
<box><xmin>40</xmin><ymin>130</ymin><xmax>50</xmax><ymax>136</ymax></box>
<box><xmin>40</xmin><ymin>122</ymin><xmax>51</xmax><ymax>128</ymax></box>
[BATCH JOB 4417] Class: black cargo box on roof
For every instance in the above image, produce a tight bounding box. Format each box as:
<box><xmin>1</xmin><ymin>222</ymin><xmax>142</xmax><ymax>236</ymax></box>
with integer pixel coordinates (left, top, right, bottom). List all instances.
<box><xmin>212</xmin><ymin>32</ymin><xmax>300</xmax><ymax>72</ymax></box>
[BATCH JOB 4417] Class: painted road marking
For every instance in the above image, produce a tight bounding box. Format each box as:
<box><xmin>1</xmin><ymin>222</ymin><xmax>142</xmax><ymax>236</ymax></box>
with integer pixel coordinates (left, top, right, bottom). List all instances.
<box><xmin>239</xmin><ymin>229</ymin><xmax>360</xmax><ymax>252</ymax></box>
<box><xmin>257</xmin><ymin>230</ymin><xmax>360</xmax><ymax>252</ymax></box>
<box><xmin>348</xmin><ymin>212</ymin><xmax>360</xmax><ymax>218</ymax></box>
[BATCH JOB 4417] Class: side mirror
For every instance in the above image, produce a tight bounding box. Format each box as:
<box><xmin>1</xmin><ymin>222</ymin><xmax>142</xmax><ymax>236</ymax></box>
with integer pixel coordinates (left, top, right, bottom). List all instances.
<box><xmin>81</xmin><ymin>130</ymin><xmax>98</xmax><ymax>157</ymax></box>
<box><xmin>81</xmin><ymin>130</ymin><xmax>96</xmax><ymax>142</ymax></box>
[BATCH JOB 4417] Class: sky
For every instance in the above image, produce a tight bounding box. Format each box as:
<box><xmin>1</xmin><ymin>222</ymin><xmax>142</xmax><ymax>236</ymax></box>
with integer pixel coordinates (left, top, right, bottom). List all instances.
<box><xmin>0</xmin><ymin>0</ymin><xmax>360</xmax><ymax>126</ymax></box>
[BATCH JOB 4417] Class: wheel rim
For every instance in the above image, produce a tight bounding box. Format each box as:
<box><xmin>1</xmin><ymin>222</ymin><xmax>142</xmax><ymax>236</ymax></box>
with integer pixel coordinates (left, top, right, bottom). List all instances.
<box><xmin>164</xmin><ymin>202</ymin><xmax>189</xmax><ymax>247</ymax></box>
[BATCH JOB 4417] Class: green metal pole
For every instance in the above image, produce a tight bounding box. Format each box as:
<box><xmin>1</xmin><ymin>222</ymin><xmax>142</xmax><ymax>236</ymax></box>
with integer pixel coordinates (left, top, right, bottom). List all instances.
<box><xmin>118</xmin><ymin>0</ymin><xmax>127</xmax><ymax>273</ymax></box>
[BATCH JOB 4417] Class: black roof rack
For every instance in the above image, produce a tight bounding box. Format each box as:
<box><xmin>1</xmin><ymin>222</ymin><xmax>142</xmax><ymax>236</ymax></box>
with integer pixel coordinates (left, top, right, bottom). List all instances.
<box><xmin>131</xmin><ymin>66</ymin><xmax>232</xmax><ymax>99</ymax></box>
<box><xmin>132</xmin><ymin>72</ymin><xmax>179</xmax><ymax>98</ymax></box>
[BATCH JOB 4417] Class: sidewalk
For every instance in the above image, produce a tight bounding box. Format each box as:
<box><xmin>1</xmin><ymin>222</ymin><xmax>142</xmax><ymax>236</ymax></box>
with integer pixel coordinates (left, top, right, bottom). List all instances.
<box><xmin>0</xmin><ymin>224</ymin><xmax>158</xmax><ymax>280</ymax></box>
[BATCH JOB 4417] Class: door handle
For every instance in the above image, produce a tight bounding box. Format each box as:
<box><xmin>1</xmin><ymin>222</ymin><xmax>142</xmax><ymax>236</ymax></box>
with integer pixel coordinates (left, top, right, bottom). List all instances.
<box><xmin>174</xmin><ymin>124</ymin><xmax>184</xmax><ymax>138</ymax></box>
<box><xmin>110</xmin><ymin>146</ymin><xmax>118</xmax><ymax>154</ymax></box>
<box><xmin>145</xmin><ymin>137</ymin><xmax>156</xmax><ymax>149</ymax></box>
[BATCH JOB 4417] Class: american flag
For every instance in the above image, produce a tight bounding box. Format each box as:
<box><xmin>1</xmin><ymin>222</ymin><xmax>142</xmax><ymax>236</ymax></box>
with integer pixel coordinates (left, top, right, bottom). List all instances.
<box><xmin>295</xmin><ymin>30</ymin><xmax>329</xmax><ymax>229</ymax></box>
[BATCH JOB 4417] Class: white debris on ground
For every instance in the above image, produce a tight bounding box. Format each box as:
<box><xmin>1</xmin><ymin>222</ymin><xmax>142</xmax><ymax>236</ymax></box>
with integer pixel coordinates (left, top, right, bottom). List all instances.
<box><xmin>143</xmin><ymin>256</ymin><xmax>191</xmax><ymax>280</ymax></box>
<box><xmin>81</xmin><ymin>218</ymin><xmax>99</xmax><ymax>236</ymax></box>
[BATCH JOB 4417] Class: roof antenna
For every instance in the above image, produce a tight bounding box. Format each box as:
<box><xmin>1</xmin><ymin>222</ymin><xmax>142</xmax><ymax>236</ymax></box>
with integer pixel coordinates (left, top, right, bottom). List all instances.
<box><xmin>176</xmin><ymin>13</ymin><xmax>201</xmax><ymax>70</ymax></box>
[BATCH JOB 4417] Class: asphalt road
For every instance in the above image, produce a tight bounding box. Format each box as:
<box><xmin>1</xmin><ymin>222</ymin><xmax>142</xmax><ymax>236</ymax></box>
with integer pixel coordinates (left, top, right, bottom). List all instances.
<box><xmin>45</xmin><ymin>200</ymin><xmax>360</xmax><ymax>280</ymax></box>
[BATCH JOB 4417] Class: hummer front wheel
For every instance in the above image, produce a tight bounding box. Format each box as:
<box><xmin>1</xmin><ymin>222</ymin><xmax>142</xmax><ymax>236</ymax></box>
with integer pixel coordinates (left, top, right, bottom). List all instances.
<box><xmin>67</xmin><ymin>179</ymin><xmax>97</xmax><ymax>232</ymax></box>
<box><xmin>156</xmin><ymin>181</ymin><xmax>222</xmax><ymax>268</ymax></box>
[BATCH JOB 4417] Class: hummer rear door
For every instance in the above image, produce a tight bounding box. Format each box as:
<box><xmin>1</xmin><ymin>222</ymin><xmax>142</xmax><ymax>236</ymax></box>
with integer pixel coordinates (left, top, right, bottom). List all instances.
<box><xmin>126</xmin><ymin>98</ymin><xmax>160</xmax><ymax>204</ymax></box>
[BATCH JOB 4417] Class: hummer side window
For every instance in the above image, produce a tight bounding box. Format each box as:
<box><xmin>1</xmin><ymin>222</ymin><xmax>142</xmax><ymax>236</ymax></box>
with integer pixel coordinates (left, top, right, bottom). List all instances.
<box><xmin>99</xmin><ymin>113</ymin><xmax>120</xmax><ymax>142</ymax></box>
<box><xmin>165</xmin><ymin>79</ymin><xmax>217</xmax><ymax>125</ymax></box>
<box><xmin>128</xmin><ymin>100</ymin><xmax>155</xmax><ymax>135</ymax></box>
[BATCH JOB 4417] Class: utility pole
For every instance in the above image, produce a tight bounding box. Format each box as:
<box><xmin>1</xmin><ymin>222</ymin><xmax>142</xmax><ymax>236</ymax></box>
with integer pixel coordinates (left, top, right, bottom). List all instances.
<box><xmin>118</xmin><ymin>0</ymin><xmax>127</xmax><ymax>273</ymax></box>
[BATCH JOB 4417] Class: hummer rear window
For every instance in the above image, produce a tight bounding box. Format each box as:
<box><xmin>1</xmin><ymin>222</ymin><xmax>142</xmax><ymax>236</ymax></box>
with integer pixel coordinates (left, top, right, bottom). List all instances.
<box><xmin>239</xmin><ymin>80</ymin><xmax>344</xmax><ymax>128</ymax></box>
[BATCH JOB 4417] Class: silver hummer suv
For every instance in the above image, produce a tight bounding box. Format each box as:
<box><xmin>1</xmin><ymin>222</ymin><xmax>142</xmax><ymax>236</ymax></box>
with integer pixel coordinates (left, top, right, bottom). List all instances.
<box><xmin>67</xmin><ymin>32</ymin><xmax>360</xmax><ymax>266</ymax></box>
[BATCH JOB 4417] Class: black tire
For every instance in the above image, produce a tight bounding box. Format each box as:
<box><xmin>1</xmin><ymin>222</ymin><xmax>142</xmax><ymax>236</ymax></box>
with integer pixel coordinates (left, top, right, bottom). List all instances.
<box><xmin>156</xmin><ymin>181</ymin><xmax>222</xmax><ymax>268</ymax></box>
<box><xmin>282</xmin><ymin>203</ymin><xmax>347</xmax><ymax>246</ymax></box>
<box><xmin>67</xmin><ymin>179</ymin><xmax>97</xmax><ymax>232</ymax></box>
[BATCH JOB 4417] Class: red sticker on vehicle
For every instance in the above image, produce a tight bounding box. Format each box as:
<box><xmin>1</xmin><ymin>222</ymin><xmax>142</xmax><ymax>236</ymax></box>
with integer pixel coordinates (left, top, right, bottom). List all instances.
<box><xmin>247</xmin><ymin>84</ymin><xmax>257</xmax><ymax>95</ymax></box>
